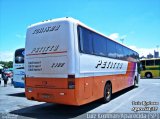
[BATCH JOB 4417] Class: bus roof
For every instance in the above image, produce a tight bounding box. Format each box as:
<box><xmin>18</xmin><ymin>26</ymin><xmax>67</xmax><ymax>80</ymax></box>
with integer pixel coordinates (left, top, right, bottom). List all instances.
<box><xmin>16</xmin><ymin>48</ymin><xmax>25</xmax><ymax>50</ymax></box>
<box><xmin>28</xmin><ymin>17</ymin><xmax>138</xmax><ymax>55</ymax></box>
<box><xmin>140</xmin><ymin>58</ymin><xmax>160</xmax><ymax>61</ymax></box>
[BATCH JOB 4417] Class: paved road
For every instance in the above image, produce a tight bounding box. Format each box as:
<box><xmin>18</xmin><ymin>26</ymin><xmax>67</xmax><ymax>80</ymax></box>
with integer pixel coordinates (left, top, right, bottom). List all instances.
<box><xmin>0</xmin><ymin>79</ymin><xmax>160</xmax><ymax>119</ymax></box>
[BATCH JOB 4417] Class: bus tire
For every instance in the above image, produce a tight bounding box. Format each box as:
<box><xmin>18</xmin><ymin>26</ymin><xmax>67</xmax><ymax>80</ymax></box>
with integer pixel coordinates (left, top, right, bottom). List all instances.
<box><xmin>103</xmin><ymin>82</ymin><xmax>112</xmax><ymax>103</ymax></box>
<box><xmin>145</xmin><ymin>72</ymin><xmax>152</xmax><ymax>78</ymax></box>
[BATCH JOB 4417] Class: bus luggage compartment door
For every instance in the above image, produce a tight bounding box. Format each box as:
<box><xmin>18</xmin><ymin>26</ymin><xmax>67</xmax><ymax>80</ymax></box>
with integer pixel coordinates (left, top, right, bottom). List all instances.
<box><xmin>83</xmin><ymin>77</ymin><xmax>93</xmax><ymax>99</ymax></box>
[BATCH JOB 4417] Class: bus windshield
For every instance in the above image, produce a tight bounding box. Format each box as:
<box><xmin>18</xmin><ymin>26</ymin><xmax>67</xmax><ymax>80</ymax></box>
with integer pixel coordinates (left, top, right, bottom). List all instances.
<box><xmin>15</xmin><ymin>49</ymin><xmax>25</xmax><ymax>64</ymax></box>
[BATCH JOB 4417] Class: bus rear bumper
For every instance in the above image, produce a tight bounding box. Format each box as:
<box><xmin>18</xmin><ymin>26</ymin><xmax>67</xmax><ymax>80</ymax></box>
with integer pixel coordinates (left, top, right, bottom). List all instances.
<box><xmin>25</xmin><ymin>87</ymin><xmax>79</xmax><ymax>105</ymax></box>
<box><xmin>13</xmin><ymin>81</ymin><xmax>25</xmax><ymax>88</ymax></box>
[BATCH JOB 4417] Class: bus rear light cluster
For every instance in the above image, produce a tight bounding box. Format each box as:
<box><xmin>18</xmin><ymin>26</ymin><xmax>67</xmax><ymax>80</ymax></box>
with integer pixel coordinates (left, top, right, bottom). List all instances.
<box><xmin>68</xmin><ymin>75</ymin><xmax>75</xmax><ymax>89</ymax></box>
<box><xmin>59</xmin><ymin>92</ymin><xmax>65</xmax><ymax>96</ymax></box>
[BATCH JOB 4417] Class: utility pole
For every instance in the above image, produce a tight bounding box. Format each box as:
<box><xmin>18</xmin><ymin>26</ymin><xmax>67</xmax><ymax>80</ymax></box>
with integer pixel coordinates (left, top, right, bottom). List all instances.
<box><xmin>120</xmin><ymin>39</ymin><xmax>124</xmax><ymax>44</ymax></box>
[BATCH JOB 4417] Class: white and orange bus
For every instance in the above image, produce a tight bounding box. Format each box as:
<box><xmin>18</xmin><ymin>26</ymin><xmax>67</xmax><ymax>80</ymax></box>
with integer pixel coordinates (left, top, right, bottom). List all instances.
<box><xmin>25</xmin><ymin>17</ymin><xmax>140</xmax><ymax>106</ymax></box>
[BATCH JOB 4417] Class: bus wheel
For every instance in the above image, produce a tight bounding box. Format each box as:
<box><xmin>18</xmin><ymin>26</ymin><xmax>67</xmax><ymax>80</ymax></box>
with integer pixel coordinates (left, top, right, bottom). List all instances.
<box><xmin>103</xmin><ymin>83</ymin><xmax>112</xmax><ymax>103</ymax></box>
<box><xmin>145</xmin><ymin>72</ymin><xmax>152</xmax><ymax>78</ymax></box>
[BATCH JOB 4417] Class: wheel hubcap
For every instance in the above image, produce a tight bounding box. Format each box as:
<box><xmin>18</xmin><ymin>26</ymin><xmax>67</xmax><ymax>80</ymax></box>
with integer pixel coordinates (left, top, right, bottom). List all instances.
<box><xmin>106</xmin><ymin>86</ymin><xmax>111</xmax><ymax>98</ymax></box>
<box><xmin>147</xmin><ymin>74</ymin><xmax>150</xmax><ymax>78</ymax></box>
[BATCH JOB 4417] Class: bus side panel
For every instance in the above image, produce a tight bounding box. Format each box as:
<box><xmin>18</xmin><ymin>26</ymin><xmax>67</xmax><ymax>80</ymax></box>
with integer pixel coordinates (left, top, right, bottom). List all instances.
<box><xmin>124</xmin><ymin>62</ymin><xmax>136</xmax><ymax>87</ymax></box>
<box><xmin>155</xmin><ymin>65</ymin><xmax>160</xmax><ymax>77</ymax></box>
<box><xmin>150</xmin><ymin>65</ymin><xmax>160</xmax><ymax>78</ymax></box>
<box><xmin>74</xmin><ymin>74</ymin><xmax>131</xmax><ymax>105</ymax></box>
<box><xmin>140</xmin><ymin>70</ymin><xmax>146</xmax><ymax>78</ymax></box>
<box><xmin>75</xmin><ymin>77</ymin><xmax>95</xmax><ymax>105</ymax></box>
<box><xmin>93</xmin><ymin>75</ymin><xmax>121</xmax><ymax>95</ymax></box>
<box><xmin>93</xmin><ymin>75</ymin><xmax>105</xmax><ymax>98</ymax></box>
<box><xmin>75</xmin><ymin>76</ymin><xmax>103</xmax><ymax>105</ymax></box>
<box><xmin>75</xmin><ymin>76</ymin><xmax>110</xmax><ymax>105</ymax></box>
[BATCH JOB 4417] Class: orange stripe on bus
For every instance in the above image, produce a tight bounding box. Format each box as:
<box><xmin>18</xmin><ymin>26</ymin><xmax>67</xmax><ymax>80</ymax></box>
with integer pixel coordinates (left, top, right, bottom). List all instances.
<box><xmin>25</xmin><ymin>63</ymin><xmax>135</xmax><ymax>106</ymax></box>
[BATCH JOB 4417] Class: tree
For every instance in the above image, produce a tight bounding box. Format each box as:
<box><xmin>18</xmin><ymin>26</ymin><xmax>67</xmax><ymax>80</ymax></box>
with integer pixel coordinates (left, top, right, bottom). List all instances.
<box><xmin>8</xmin><ymin>61</ymin><xmax>13</xmax><ymax>68</ymax></box>
<box><xmin>0</xmin><ymin>61</ymin><xmax>13</xmax><ymax>68</ymax></box>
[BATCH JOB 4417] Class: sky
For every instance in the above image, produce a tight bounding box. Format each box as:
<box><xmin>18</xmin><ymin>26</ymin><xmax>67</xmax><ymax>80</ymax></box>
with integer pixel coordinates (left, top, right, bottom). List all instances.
<box><xmin>0</xmin><ymin>0</ymin><xmax>160</xmax><ymax>61</ymax></box>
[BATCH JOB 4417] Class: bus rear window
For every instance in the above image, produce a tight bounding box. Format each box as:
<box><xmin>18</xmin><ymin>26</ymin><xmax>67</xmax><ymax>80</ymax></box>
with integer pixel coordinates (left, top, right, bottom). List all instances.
<box><xmin>15</xmin><ymin>49</ymin><xmax>25</xmax><ymax>64</ymax></box>
<box><xmin>15</xmin><ymin>57</ymin><xmax>24</xmax><ymax>63</ymax></box>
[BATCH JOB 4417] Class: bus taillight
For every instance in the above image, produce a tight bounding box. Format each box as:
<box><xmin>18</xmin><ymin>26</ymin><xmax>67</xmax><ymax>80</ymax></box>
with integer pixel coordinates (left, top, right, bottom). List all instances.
<box><xmin>68</xmin><ymin>75</ymin><xmax>75</xmax><ymax>89</ymax></box>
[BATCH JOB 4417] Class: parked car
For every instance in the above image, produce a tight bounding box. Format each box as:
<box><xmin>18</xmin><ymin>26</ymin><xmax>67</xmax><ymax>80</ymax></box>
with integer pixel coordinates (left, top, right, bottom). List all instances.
<box><xmin>4</xmin><ymin>70</ymin><xmax>13</xmax><ymax>78</ymax></box>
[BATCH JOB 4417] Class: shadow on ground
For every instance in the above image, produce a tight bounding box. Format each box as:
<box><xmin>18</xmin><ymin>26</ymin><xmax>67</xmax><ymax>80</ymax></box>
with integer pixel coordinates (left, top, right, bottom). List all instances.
<box><xmin>10</xmin><ymin>86</ymin><xmax>137</xmax><ymax>119</ymax></box>
<box><xmin>7</xmin><ymin>92</ymin><xmax>25</xmax><ymax>97</ymax></box>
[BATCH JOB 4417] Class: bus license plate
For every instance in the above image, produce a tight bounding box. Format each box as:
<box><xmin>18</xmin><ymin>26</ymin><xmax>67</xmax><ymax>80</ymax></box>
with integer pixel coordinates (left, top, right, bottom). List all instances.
<box><xmin>41</xmin><ymin>94</ymin><xmax>52</xmax><ymax>99</ymax></box>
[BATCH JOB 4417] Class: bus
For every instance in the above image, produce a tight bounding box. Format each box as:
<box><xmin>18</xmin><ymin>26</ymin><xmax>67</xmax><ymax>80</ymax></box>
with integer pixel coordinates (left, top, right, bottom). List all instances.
<box><xmin>140</xmin><ymin>58</ymin><xmax>160</xmax><ymax>78</ymax></box>
<box><xmin>13</xmin><ymin>48</ymin><xmax>25</xmax><ymax>88</ymax></box>
<box><xmin>25</xmin><ymin>17</ymin><xmax>140</xmax><ymax>105</ymax></box>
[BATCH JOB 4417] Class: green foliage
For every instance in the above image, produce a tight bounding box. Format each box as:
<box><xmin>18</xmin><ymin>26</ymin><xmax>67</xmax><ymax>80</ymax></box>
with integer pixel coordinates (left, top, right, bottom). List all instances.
<box><xmin>0</xmin><ymin>61</ymin><xmax>13</xmax><ymax>68</ymax></box>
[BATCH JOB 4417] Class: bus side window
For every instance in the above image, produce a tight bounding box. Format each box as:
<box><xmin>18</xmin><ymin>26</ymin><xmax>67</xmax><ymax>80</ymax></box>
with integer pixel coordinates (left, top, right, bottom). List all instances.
<box><xmin>107</xmin><ymin>40</ymin><xmax>116</xmax><ymax>58</ymax></box>
<box><xmin>140</xmin><ymin>61</ymin><xmax>145</xmax><ymax>70</ymax></box>
<box><xmin>142</xmin><ymin>65</ymin><xmax>146</xmax><ymax>70</ymax></box>
<box><xmin>92</xmin><ymin>33</ymin><xmax>107</xmax><ymax>56</ymax></box>
<box><xmin>155</xmin><ymin>59</ymin><xmax>160</xmax><ymax>65</ymax></box>
<box><xmin>116</xmin><ymin>44</ymin><xmax>124</xmax><ymax>60</ymax></box>
<box><xmin>78</xmin><ymin>26</ymin><xmax>93</xmax><ymax>54</ymax></box>
<box><xmin>146</xmin><ymin>60</ymin><xmax>154</xmax><ymax>66</ymax></box>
